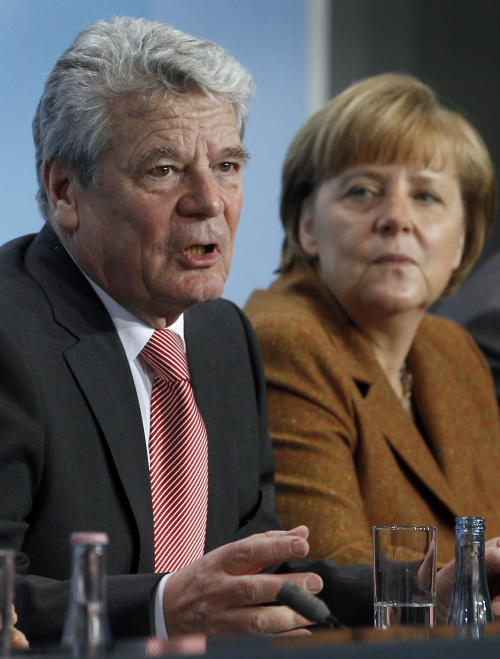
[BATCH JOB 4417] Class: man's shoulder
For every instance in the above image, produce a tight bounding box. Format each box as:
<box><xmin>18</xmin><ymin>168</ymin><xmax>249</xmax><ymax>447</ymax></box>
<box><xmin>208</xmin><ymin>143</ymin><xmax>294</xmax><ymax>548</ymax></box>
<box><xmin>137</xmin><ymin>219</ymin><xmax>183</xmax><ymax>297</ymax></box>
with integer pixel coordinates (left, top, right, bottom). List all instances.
<box><xmin>0</xmin><ymin>234</ymin><xmax>44</xmax><ymax>315</ymax></box>
<box><xmin>186</xmin><ymin>297</ymin><xmax>249</xmax><ymax>333</ymax></box>
<box><xmin>0</xmin><ymin>234</ymin><xmax>37</xmax><ymax>281</ymax></box>
<box><xmin>185</xmin><ymin>298</ymin><xmax>258</xmax><ymax>362</ymax></box>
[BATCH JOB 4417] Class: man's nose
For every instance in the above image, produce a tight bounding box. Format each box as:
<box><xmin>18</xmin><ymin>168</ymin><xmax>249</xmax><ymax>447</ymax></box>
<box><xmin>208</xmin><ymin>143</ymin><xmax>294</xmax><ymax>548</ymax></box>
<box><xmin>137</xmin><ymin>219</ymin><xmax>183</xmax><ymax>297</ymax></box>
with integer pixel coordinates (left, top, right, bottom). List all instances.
<box><xmin>176</xmin><ymin>170</ymin><xmax>224</xmax><ymax>219</ymax></box>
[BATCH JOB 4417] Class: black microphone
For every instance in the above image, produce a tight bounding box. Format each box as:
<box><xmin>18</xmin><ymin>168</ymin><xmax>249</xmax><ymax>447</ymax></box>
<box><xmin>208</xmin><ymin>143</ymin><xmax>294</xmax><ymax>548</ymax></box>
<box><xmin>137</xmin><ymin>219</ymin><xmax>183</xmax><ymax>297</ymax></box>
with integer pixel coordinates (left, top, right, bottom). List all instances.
<box><xmin>276</xmin><ymin>580</ymin><xmax>347</xmax><ymax>629</ymax></box>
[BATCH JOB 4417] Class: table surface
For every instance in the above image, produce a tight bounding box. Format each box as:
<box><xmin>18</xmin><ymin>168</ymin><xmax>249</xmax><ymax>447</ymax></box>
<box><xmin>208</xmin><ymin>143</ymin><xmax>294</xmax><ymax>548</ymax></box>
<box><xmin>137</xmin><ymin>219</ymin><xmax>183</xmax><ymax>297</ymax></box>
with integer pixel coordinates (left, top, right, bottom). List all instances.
<box><xmin>23</xmin><ymin>623</ymin><xmax>500</xmax><ymax>659</ymax></box>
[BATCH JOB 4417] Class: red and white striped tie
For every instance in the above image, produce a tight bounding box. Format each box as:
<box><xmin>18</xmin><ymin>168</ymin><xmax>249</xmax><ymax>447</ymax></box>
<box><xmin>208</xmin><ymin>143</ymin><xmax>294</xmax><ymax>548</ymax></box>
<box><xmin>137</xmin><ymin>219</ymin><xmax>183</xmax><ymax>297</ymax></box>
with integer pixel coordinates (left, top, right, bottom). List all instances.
<box><xmin>140</xmin><ymin>329</ymin><xmax>208</xmax><ymax>573</ymax></box>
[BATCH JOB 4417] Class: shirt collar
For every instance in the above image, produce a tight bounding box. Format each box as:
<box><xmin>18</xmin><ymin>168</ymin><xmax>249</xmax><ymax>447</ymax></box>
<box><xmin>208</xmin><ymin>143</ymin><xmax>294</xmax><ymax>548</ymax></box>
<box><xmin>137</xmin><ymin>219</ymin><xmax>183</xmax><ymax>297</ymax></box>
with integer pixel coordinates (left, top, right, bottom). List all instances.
<box><xmin>62</xmin><ymin>244</ymin><xmax>186</xmax><ymax>359</ymax></box>
<box><xmin>84</xmin><ymin>276</ymin><xmax>185</xmax><ymax>362</ymax></box>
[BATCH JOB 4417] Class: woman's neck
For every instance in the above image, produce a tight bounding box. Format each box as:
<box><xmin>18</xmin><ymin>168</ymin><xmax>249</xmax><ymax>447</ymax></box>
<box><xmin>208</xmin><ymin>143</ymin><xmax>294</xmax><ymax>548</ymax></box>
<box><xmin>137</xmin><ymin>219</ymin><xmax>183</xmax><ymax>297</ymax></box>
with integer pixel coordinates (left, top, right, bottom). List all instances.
<box><xmin>355</xmin><ymin>308</ymin><xmax>424</xmax><ymax>403</ymax></box>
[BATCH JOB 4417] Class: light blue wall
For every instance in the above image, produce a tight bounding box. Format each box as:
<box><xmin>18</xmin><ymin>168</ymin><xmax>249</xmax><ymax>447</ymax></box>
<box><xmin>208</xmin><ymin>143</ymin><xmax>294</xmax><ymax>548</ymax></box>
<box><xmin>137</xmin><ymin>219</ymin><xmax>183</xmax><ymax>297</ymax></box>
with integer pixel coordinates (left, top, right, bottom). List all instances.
<box><xmin>0</xmin><ymin>0</ymin><xmax>307</xmax><ymax>307</ymax></box>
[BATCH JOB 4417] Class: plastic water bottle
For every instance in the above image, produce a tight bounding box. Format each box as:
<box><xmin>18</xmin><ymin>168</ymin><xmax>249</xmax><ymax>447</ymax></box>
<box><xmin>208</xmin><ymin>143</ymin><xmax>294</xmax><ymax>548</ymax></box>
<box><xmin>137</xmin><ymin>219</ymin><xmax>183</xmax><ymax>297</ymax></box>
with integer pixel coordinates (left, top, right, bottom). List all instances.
<box><xmin>446</xmin><ymin>517</ymin><xmax>493</xmax><ymax>639</ymax></box>
<box><xmin>61</xmin><ymin>532</ymin><xmax>112</xmax><ymax>656</ymax></box>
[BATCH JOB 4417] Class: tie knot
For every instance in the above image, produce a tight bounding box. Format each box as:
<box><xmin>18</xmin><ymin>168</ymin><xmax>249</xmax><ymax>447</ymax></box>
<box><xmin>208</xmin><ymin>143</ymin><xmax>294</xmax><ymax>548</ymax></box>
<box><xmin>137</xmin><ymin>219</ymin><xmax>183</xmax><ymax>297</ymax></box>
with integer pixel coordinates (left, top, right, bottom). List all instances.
<box><xmin>140</xmin><ymin>329</ymin><xmax>189</xmax><ymax>382</ymax></box>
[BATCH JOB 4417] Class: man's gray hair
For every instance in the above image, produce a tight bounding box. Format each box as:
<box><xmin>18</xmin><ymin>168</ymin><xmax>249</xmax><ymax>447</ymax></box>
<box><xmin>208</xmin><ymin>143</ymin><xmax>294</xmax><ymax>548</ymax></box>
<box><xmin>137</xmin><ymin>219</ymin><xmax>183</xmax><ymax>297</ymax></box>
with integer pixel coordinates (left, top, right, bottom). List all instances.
<box><xmin>33</xmin><ymin>16</ymin><xmax>255</xmax><ymax>220</ymax></box>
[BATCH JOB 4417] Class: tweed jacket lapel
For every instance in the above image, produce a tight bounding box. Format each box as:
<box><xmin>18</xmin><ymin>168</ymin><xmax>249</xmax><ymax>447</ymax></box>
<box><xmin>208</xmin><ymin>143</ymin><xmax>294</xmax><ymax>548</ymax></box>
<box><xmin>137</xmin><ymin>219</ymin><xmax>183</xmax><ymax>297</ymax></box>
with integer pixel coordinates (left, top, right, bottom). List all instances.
<box><xmin>293</xmin><ymin>261</ymin><xmax>460</xmax><ymax>518</ymax></box>
<box><xmin>363</xmin><ymin>373</ymin><xmax>458</xmax><ymax>515</ymax></box>
<box><xmin>405</xmin><ymin>316</ymin><xmax>483</xmax><ymax>512</ymax></box>
<box><xmin>25</xmin><ymin>226</ymin><xmax>155</xmax><ymax>570</ymax></box>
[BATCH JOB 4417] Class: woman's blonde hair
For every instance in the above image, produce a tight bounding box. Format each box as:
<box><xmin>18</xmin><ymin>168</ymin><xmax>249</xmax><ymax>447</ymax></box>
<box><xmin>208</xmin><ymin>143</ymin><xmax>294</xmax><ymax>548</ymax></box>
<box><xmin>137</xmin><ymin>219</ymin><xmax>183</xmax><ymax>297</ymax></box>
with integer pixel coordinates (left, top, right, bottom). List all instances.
<box><xmin>279</xmin><ymin>73</ymin><xmax>496</xmax><ymax>296</ymax></box>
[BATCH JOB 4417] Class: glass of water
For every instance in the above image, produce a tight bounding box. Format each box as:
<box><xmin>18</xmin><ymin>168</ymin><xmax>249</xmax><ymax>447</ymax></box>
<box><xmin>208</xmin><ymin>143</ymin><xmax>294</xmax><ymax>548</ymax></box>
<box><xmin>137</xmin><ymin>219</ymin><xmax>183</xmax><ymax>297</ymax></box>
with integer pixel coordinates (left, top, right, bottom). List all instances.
<box><xmin>373</xmin><ymin>525</ymin><xmax>437</xmax><ymax>630</ymax></box>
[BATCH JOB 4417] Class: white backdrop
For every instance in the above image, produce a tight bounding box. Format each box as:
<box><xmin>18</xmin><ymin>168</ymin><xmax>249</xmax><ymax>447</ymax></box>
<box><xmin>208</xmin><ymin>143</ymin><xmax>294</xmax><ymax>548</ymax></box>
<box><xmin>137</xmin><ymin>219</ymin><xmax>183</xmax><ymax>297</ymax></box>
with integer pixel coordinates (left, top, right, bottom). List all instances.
<box><xmin>0</xmin><ymin>0</ymin><xmax>309</xmax><ymax>308</ymax></box>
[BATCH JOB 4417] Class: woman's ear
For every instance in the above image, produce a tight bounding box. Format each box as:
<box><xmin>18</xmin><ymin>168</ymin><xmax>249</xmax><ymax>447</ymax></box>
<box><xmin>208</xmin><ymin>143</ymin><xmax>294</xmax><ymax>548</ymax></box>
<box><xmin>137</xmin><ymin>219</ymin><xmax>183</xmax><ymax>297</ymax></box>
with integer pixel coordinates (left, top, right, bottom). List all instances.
<box><xmin>42</xmin><ymin>158</ymin><xmax>79</xmax><ymax>231</ymax></box>
<box><xmin>298</xmin><ymin>200</ymin><xmax>319</xmax><ymax>258</ymax></box>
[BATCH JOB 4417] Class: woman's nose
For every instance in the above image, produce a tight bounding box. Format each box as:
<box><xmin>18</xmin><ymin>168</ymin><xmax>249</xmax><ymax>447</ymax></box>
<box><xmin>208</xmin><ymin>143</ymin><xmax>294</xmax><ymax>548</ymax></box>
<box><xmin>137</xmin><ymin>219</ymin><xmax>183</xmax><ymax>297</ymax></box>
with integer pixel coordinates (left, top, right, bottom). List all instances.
<box><xmin>374</xmin><ymin>190</ymin><xmax>412</xmax><ymax>234</ymax></box>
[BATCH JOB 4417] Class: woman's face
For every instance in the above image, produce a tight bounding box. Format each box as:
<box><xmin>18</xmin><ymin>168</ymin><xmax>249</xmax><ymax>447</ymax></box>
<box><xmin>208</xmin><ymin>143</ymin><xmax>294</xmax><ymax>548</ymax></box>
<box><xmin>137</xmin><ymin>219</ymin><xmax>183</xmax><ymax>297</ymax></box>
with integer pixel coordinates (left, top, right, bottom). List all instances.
<box><xmin>299</xmin><ymin>162</ymin><xmax>465</xmax><ymax>322</ymax></box>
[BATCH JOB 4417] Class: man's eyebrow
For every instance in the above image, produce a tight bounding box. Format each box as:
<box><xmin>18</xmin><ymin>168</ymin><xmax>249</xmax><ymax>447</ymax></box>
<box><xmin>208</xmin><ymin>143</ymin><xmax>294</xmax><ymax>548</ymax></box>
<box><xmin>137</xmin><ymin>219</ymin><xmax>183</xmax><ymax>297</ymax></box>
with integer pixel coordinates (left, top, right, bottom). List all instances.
<box><xmin>135</xmin><ymin>146</ymin><xmax>179</xmax><ymax>172</ymax></box>
<box><xmin>219</xmin><ymin>146</ymin><xmax>250</xmax><ymax>163</ymax></box>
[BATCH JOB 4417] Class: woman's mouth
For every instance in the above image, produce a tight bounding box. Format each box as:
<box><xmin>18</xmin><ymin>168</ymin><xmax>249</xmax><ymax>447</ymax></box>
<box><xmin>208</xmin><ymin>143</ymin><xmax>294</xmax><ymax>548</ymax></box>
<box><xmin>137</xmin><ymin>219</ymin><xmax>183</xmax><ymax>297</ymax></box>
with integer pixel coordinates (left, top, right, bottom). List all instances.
<box><xmin>374</xmin><ymin>253</ymin><xmax>415</xmax><ymax>265</ymax></box>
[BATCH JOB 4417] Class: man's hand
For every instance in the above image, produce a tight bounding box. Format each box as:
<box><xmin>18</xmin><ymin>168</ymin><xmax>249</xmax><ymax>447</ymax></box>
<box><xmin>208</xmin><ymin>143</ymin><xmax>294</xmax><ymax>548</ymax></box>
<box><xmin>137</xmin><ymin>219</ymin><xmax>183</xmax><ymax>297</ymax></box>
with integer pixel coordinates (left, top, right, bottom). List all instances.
<box><xmin>163</xmin><ymin>526</ymin><xmax>323</xmax><ymax>637</ymax></box>
<box><xmin>436</xmin><ymin>535</ymin><xmax>500</xmax><ymax>624</ymax></box>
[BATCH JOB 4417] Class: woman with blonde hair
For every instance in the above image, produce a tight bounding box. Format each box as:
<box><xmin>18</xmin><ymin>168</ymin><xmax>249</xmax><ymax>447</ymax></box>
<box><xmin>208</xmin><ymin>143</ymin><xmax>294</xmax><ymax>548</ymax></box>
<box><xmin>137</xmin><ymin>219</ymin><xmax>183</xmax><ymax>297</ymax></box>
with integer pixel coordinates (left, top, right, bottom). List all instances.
<box><xmin>245</xmin><ymin>73</ymin><xmax>500</xmax><ymax>566</ymax></box>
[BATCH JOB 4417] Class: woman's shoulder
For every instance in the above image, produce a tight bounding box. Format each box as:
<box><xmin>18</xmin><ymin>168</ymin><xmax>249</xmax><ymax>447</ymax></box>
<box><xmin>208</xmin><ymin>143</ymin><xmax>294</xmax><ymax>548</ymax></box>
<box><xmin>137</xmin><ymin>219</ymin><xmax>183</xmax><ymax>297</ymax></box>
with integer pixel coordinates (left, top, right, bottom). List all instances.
<box><xmin>244</xmin><ymin>286</ymin><xmax>326</xmax><ymax>358</ymax></box>
<box><xmin>417</xmin><ymin>312</ymin><xmax>487</xmax><ymax>366</ymax></box>
<box><xmin>420</xmin><ymin>312</ymin><xmax>476</xmax><ymax>344</ymax></box>
<box><xmin>244</xmin><ymin>266</ymin><xmax>369</xmax><ymax>388</ymax></box>
<box><xmin>245</xmin><ymin>282</ymin><xmax>307</xmax><ymax>327</ymax></box>
<box><xmin>244</xmin><ymin>261</ymin><xmax>335</xmax><ymax>329</ymax></box>
<box><xmin>245</xmin><ymin>276</ymin><xmax>344</xmax><ymax>361</ymax></box>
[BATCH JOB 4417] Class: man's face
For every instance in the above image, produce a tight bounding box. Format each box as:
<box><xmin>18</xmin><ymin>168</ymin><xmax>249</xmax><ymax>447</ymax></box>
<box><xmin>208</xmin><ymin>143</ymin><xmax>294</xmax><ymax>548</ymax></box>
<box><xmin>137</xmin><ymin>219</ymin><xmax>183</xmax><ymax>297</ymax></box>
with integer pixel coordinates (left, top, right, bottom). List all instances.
<box><xmin>51</xmin><ymin>92</ymin><xmax>247</xmax><ymax>327</ymax></box>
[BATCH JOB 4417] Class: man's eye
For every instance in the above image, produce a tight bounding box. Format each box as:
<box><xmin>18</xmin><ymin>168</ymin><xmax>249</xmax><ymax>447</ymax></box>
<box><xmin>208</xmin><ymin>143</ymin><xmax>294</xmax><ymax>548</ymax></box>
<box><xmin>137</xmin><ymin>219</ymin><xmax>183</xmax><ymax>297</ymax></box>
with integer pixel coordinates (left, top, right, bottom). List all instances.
<box><xmin>150</xmin><ymin>165</ymin><xmax>172</xmax><ymax>177</ymax></box>
<box><xmin>218</xmin><ymin>162</ymin><xmax>235</xmax><ymax>173</ymax></box>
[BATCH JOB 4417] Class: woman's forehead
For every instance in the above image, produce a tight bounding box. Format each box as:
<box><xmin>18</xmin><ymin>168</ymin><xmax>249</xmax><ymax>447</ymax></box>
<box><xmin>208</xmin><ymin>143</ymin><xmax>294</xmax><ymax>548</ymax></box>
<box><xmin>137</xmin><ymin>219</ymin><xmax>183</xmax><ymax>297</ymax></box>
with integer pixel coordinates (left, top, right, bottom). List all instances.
<box><xmin>338</xmin><ymin>133</ymin><xmax>457</xmax><ymax>176</ymax></box>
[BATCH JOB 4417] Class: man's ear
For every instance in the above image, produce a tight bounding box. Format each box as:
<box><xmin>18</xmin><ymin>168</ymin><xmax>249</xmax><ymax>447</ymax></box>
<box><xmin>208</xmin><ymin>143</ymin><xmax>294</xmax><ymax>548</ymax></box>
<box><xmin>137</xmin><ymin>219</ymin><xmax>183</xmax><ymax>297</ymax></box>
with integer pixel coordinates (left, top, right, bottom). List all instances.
<box><xmin>43</xmin><ymin>158</ymin><xmax>79</xmax><ymax>231</ymax></box>
<box><xmin>298</xmin><ymin>200</ymin><xmax>319</xmax><ymax>258</ymax></box>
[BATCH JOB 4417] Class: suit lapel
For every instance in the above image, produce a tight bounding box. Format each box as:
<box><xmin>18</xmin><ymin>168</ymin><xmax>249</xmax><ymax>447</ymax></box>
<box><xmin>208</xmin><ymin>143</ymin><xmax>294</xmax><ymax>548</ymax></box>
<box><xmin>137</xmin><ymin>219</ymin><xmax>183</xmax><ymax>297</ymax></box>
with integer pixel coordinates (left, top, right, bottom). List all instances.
<box><xmin>184</xmin><ymin>306</ymin><xmax>238</xmax><ymax>552</ymax></box>
<box><xmin>365</xmin><ymin>375</ymin><xmax>458</xmax><ymax>515</ymax></box>
<box><xmin>63</xmin><ymin>335</ymin><xmax>155</xmax><ymax>570</ymax></box>
<box><xmin>26</xmin><ymin>227</ymin><xmax>155</xmax><ymax>570</ymax></box>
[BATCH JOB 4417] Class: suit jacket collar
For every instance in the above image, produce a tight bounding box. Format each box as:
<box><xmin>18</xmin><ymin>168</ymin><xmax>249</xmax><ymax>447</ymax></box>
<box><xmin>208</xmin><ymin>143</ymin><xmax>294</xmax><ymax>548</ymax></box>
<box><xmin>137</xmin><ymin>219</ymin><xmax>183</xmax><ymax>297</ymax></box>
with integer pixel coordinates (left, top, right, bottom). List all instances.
<box><xmin>184</xmin><ymin>305</ymin><xmax>240</xmax><ymax>552</ymax></box>
<box><xmin>25</xmin><ymin>226</ymin><xmax>155</xmax><ymax>570</ymax></box>
<box><xmin>275</xmin><ymin>261</ymin><xmax>458</xmax><ymax>516</ymax></box>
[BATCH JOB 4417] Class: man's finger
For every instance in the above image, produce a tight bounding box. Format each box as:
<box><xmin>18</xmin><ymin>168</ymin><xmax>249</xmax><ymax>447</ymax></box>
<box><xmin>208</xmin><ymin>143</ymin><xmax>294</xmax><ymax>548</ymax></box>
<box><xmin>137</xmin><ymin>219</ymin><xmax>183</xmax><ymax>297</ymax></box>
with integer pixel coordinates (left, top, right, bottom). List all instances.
<box><xmin>222</xmin><ymin>532</ymin><xmax>310</xmax><ymax>575</ymax></box>
<box><xmin>218</xmin><ymin>572</ymin><xmax>324</xmax><ymax>610</ymax></box>
<box><xmin>263</xmin><ymin>526</ymin><xmax>310</xmax><ymax>540</ymax></box>
<box><xmin>205</xmin><ymin>603</ymin><xmax>315</xmax><ymax>636</ymax></box>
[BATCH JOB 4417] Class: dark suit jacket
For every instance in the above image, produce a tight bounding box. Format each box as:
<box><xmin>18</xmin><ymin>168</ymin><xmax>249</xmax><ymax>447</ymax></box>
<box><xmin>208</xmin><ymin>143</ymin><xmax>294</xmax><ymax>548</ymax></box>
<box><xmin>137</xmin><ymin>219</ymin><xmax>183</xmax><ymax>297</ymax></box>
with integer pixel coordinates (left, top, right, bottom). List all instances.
<box><xmin>245</xmin><ymin>261</ymin><xmax>500</xmax><ymax>567</ymax></box>
<box><xmin>0</xmin><ymin>227</ymin><xmax>373</xmax><ymax>642</ymax></box>
<box><xmin>439</xmin><ymin>250</ymin><xmax>500</xmax><ymax>406</ymax></box>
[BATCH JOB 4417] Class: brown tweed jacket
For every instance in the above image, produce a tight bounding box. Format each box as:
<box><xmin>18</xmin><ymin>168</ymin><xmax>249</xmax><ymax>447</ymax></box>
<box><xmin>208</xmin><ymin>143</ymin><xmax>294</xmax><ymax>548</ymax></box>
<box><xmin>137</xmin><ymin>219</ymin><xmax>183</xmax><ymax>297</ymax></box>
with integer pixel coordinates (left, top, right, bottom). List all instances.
<box><xmin>244</xmin><ymin>260</ymin><xmax>500</xmax><ymax>566</ymax></box>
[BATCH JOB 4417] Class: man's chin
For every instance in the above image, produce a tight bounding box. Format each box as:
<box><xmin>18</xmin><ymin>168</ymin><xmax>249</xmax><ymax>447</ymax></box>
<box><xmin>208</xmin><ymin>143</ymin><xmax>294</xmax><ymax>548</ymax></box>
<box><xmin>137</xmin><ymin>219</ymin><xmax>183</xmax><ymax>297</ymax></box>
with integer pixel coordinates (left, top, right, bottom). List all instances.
<box><xmin>172</xmin><ymin>273</ymin><xmax>227</xmax><ymax>307</ymax></box>
<box><xmin>190</xmin><ymin>282</ymin><xmax>226</xmax><ymax>305</ymax></box>
<box><xmin>145</xmin><ymin>271</ymin><xmax>228</xmax><ymax>323</ymax></box>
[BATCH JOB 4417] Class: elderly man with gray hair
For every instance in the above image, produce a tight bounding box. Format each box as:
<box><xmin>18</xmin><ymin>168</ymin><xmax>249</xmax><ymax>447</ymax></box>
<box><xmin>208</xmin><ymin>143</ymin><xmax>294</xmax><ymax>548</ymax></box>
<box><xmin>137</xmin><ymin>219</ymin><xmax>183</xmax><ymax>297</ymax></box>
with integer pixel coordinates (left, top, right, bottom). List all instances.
<box><xmin>0</xmin><ymin>16</ymin><xmax>374</xmax><ymax>643</ymax></box>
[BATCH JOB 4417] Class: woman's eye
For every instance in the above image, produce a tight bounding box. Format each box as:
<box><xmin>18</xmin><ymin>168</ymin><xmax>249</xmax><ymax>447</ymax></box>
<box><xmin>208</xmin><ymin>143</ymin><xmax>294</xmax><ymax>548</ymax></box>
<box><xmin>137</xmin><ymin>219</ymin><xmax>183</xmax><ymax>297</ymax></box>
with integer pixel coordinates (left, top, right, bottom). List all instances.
<box><xmin>416</xmin><ymin>191</ymin><xmax>440</xmax><ymax>202</ymax></box>
<box><xmin>347</xmin><ymin>186</ymin><xmax>374</xmax><ymax>198</ymax></box>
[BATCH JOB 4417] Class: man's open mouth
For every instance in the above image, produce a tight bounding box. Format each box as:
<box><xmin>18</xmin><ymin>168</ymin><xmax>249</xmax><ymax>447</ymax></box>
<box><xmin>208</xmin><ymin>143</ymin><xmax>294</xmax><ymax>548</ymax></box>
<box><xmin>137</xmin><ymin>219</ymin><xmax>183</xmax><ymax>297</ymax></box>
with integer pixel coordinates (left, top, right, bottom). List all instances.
<box><xmin>185</xmin><ymin>245</ymin><xmax>215</xmax><ymax>255</ymax></box>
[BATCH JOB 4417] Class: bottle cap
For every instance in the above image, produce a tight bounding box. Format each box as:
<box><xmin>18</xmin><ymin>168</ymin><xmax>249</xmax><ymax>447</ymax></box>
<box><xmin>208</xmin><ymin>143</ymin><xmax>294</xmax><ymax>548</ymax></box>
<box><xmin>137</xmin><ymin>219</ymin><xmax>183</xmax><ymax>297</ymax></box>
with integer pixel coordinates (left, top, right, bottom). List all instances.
<box><xmin>70</xmin><ymin>532</ymin><xmax>109</xmax><ymax>545</ymax></box>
